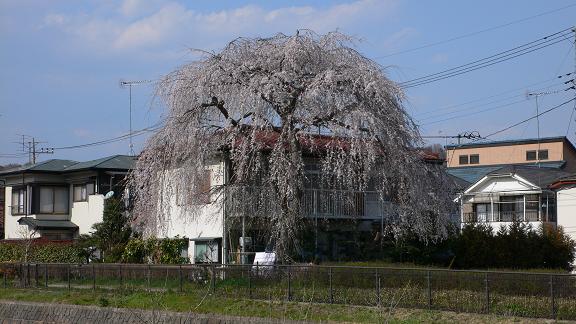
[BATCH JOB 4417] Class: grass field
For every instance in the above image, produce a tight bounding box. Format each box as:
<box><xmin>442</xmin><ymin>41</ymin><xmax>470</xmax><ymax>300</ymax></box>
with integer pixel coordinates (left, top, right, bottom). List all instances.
<box><xmin>0</xmin><ymin>287</ymin><xmax>571</xmax><ymax>323</ymax></box>
<box><xmin>4</xmin><ymin>263</ymin><xmax>575</xmax><ymax>320</ymax></box>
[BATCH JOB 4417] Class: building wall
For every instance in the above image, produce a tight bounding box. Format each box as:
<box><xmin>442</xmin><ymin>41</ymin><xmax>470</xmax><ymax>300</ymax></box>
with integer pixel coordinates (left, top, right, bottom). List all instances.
<box><xmin>557</xmin><ymin>187</ymin><xmax>576</xmax><ymax>243</ymax></box>
<box><xmin>70</xmin><ymin>194</ymin><xmax>105</xmax><ymax>235</ymax></box>
<box><xmin>159</xmin><ymin>162</ymin><xmax>225</xmax><ymax>263</ymax></box>
<box><xmin>563</xmin><ymin>146</ymin><xmax>576</xmax><ymax>173</ymax></box>
<box><xmin>3</xmin><ymin>183</ymin><xmax>106</xmax><ymax>239</ymax></box>
<box><xmin>447</xmin><ymin>142</ymin><xmax>565</xmax><ymax>168</ymax></box>
<box><xmin>3</xmin><ymin>186</ymin><xmax>40</xmax><ymax>239</ymax></box>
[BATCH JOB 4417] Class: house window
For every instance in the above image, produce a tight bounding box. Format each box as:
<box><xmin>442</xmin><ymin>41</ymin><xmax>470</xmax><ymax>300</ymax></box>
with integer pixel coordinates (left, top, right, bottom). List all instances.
<box><xmin>73</xmin><ymin>183</ymin><xmax>95</xmax><ymax>202</ymax></box>
<box><xmin>38</xmin><ymin>186</ymin><xmax>69</xmax><ymax>214</ymax></box>
<box><xmin>538</xmin><ymin>150</ymin><xmax>548</xmax><ymax>160</ymax></box>
<box><xmin>459</xmin><ymin>155</ymin><xmax>469</xmax><ymax>165</ymax></box>
<box><xmin>194</xmin><ymin>240</ymin><xmax>220</xmax><ymax>263</ymax></box>
<box><xmin>469</xmin><ymin>154</ymin><xmax>480</xmax><ymax>164</ymax></box>
<box><xmin>526</xmin><ymin>151</ymin><xmax>537</xmax><ymax>161</ymax></box>
<box><xmin>11</xmin><ymin>187</ymin><xmax>26</xmax><ymax>215</ymax></box>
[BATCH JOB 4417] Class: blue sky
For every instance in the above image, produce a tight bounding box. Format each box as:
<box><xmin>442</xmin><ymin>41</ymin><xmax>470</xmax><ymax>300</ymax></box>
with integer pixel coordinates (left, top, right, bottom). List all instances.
<box><xmin>0</xmin><ymin>0</ymin><xmax>575</xmax><ymax>164</ymax></box>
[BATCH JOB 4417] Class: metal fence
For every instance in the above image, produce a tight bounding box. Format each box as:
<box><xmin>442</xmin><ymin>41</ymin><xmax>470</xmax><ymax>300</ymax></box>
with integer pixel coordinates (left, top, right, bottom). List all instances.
<box><xmin>1</xmin><ymin>263</ymin><xmax>575</xmax><ymax>320</ymax></box>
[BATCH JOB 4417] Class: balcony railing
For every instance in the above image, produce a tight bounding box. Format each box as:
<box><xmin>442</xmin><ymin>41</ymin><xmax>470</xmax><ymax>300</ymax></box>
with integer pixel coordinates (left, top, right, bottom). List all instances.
<box><xmin>225</xmin><ymin>187</ymin><xmax>386</xmax><ymax>220</ymax></box>
<box><xmin>302</xmin><ymin>189</ymin><xmax>385</xmax><ymax>219</ymax></box>
<box><xmin>462</xmin><ymin>210</ymin><xmax>552</xmax><ymax>223</ymax></box>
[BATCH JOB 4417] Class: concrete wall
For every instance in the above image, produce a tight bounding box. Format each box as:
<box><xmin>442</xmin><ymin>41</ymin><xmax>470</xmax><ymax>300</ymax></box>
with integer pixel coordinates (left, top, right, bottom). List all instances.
<box><xmin>70</xmin><ymin>194</ymin><xmax>104</xmax><ymax>235</ymax></box>
<box><xmin>3</xmin><ymin>186</ymin><xmax>38</xmax><ymax>239</ymax></box>
<box><xmin>557</xmin><ymin>187</ymin><xmax>576</xmax><ymax>243</ymax></box>
<box><xmin>3</xmin><ymin>183</ymin><xmax>105</xmax><ymax>239</ymax></box>
<box><xmin>159</xmin><ymin>162</ymin><xmax>225</xmax><ymax>263</ymax></box>
<box><xmin>0</xmin><ymin>301</ymin><xmax>309</xmax><ymax>324</ymax></box>
<box><xmin>447</xmin><ymin>141</ymin><xmax>566</xmax><ymax>168</ymax></box>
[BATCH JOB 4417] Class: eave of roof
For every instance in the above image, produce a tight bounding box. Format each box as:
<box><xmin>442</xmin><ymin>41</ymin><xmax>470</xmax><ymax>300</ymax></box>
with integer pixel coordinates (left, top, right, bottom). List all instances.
<box><xmin>445</xmin><ymin>136</ymin><xmax>575</xmax><ymax>151</ymax></box>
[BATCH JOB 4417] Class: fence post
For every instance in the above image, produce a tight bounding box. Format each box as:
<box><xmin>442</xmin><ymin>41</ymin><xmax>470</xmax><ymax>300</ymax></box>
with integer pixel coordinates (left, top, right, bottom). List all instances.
<box><xmin>44</xmin><ymin>264</ymin><xmax>48</xmax><ymax>288</ymax></box>
<box><xmin>35</xmin><ymin>264</ymin><xmax>39</xmax><ymax>287</ymax></box>
<box><xmin>119</xmin><ymin>264</ymin><xmax>123</xmax><ymax>289</ymax></box>
<box><xmin>376</xmin><ymin>270</ymin><xmax>381</xmax><ymax>306</ymax></box>
<box><xmin>67</xmin><ymin>264</ymin><xmax>71</xmax><ymax>290</ymax></box>
<box><xmin>329</xmin><ymin>267</ymin><xmax>333</xmax><ymax>304</ymax></box>
<box><xmin>248</xmin><ymin>265</ymin><xmax>252</xmax><ymax>299</ymax></box>
<box><xmin>427</xmin><ymin>270</ymin><xmax>432</xmax><ymax>309</ymax></box>
<box><xmin>147</xmin><ymin>264</ymin><xmax>151</xmax><ymax>291</ymax></box>
<box><xmin>92</xmin><ymin>263</ymin><xmax>96</xmax><ymax>291</ymax></box>
<box><xmin>484</xmin><ymin>272</ymin><xmax>490</xmax><ymax>313</ymax></box>
<box><xmin>549</xmin><ymin>275</ymin><xmax>556</xmax><ymax>319</ymax></box>
<box><xmin>26</xmin><ymin>263</ymin><xmax>30</xmax><ymax>287</ymax></box>
<box><xmin>179</xmin><ymin>265</ymin><xmax>183</xmax><ymax>293</ymax></box>
<box><xmin>210</xmin><ymin>264</ymin><xmax>216</xmax><ymax>293</ymax></box>
<box><xmin>287</xmin><ymin>265</ymin><xmax>292</xmax><ymax>301</ymax></box>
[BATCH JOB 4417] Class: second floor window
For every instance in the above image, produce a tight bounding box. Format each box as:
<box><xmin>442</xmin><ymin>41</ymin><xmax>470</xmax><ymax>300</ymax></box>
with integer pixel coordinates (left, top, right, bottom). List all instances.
<box><xmin>469</xmin><ymin>154</ymin><xmax>480</xmax><ymax>164</ymax></box>
<box><xmin>39</xmin><ymin>186</ymin><xmax>69</xmax><ymax>214</ymax></box>
<box><xmin>526</xmin><ymin>150</ymin><xmax>549</xmax><ymax>161</ymax></box>
<box><xmin>11</xmin><ymin>187</ymin><xmax>26</xmax><ymax>215</ymax></box>
<box><xmin>538</xmin><ymin>149</ymin><xmax>548</xmax><ymax>160</ymax></box>
<box><xmin>73</xmin><ymin>183</ymin><xmax>95</xmax><ymax>202</ymax></box>
<box><xmin>459</xmin><ymin>155</ymin><xmax>469</xmax><ymax>165</ymax></box>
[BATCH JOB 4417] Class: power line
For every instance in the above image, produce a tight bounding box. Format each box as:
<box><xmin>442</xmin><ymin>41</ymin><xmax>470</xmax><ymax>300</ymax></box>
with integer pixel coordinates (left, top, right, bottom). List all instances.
<box><xmin>374</xmin><ymin>3</ymin><xmax>576</xmax><ymax>58</ymax></box>
<box><xmin>53</xmin><ymin>122</ymin><xmax>163</xmax><ymax>151</ymax></box>
<box><xmin>413</xmin><ymin>77</ymin><xmax>561</xmax><ymax>118</ymax></box>
<box><xmin>481</xmin><ymin>96</ymin><xmax>576</xmax><ymax>139</ymax></box>
<box><xmin>399</xmin><ymin>27</ymin><xmax>574</xmax><ymax>88</ymax></box>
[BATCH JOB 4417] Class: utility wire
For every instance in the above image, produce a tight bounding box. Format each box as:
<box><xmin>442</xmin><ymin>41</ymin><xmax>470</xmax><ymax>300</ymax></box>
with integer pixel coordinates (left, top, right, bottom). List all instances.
<box><xmin>400</xmin><ymin>28</ymin><xmax>574</xmax><ymax>88</ymax></box>
<box><xmin>375</xmin><ymin>3</ymin><xmax>576</xmax><ymax>58</ymax></box>
<box><xmin>53</xmin><ymin>122</ymin><xmax>163</xmax><ymax>150</ymax></box>
<box><xmin>481</xmin><ymin>97</ymin><xmax>576</xmax><ymax>139</ymax></box>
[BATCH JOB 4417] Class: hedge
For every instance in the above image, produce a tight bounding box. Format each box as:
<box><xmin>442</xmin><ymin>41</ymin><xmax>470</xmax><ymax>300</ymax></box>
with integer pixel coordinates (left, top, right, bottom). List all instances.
<box><xmin>0</xmin><ymin>240</ymin><xmax>84</xmax><ymax>263</ymax></box>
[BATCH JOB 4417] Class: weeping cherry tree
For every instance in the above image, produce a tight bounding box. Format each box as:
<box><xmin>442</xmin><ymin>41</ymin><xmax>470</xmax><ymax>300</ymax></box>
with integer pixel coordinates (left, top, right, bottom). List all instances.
<box><xmin>129</xmin><ymin>31</ymin><xmax>456</xmax><ymax>259</ymax></box>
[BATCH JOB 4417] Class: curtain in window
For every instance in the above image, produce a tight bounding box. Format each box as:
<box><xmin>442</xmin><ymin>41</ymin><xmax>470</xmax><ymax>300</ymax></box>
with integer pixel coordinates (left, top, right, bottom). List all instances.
<box><xmin>39</xmin><ymin>187</ymin><xmax>54</xmax><ymax>213</ymax></box>
<box><xmin>54</xmin><ymin>187</ymin><xmax>68</xmax><ymax>213</ymax></box>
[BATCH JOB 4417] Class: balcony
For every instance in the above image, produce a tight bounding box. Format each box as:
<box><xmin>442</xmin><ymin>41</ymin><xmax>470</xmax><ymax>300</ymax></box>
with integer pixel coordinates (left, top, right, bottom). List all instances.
<box><xmin>225</xmin><ymin>187</ymin><xmax>386</xmax><ymax>220</ymax></box>
<box><xmin>462</xmin><ymin>210</ymin><xmax>553</xmax><ymax>223</ymax></box>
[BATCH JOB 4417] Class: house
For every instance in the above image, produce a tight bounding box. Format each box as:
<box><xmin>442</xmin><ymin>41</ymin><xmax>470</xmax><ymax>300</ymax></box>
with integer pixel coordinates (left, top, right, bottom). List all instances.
<box><xmin>446</xmin><ymin>136</ymin><xmax>576</xmax><ymax>171</ymax></box>
<box><xmin>550</xmin><ymin>174</ymin><xmax>576</xmax><ymax>243</ymax></box>
<box><xmin>155</xmin><ymin>132</ymin><xmax>449</xmax><ymax>265</ymax></box>
<box><xmin>457</xmin><ymin>165</ymin><xmax>571</xmax><ymax>231</ymax></box>
<box><xmin>1</xmin><ymin>155</ymin><xmax>135</xmax><ymax>240</ymax></box>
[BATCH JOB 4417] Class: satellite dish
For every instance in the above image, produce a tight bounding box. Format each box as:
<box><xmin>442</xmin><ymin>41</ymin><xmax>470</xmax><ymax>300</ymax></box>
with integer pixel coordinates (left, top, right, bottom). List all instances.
<box><xmin>104</xmin><ymin>191</ymin><xmax>115</xmax><ymax>200</ymax></box>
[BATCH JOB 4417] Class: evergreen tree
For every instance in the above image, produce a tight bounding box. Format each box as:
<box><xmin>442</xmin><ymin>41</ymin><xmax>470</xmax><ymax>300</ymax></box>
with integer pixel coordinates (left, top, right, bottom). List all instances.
<box><xmin>91</xmin><ymin>197</ymin><xmax>132</xmax><ymax>262</ymax></box>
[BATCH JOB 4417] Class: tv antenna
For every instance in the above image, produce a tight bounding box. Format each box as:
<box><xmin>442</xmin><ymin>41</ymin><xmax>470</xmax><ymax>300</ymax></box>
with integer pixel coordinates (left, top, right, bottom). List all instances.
<box><xmin>119</xmin><ymin>79</ymin><xmax>154</xmax><ymax>156</ymax></box>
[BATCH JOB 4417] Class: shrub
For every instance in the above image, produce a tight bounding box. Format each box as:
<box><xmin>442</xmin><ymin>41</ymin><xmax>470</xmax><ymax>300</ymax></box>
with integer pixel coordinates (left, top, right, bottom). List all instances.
<box><xmin>121</xmin><ymin>236</ymin><xmax>189</xmax><ymax>264</ymax></box>
<box><xmin>0</xmin><ymin>240</ymin><xmax>84</xmax><ymax>263</ymax></box>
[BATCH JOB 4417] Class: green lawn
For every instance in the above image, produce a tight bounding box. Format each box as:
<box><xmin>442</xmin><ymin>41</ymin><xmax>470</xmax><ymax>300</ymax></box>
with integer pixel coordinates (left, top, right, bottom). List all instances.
<box><xmin>0</xmin><ymin>287</ymin><xmax>569</xmax><ymax>323</ymax></box>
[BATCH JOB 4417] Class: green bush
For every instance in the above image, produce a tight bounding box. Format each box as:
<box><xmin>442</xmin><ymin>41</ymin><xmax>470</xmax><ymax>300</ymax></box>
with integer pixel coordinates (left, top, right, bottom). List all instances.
<box><xmin>0</xmin><ymin>241</ymin><xmax>84</xmax><ymax>263</ymax></box>
<box><xmin>121</xmin><ymin>236</ymin><xmax>189</xmax><ymax>264</ymax></box>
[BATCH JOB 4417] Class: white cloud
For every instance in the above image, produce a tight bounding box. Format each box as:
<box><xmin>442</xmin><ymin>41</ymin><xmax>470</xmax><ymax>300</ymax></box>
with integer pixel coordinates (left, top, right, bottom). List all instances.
<box><xmin>42</xmin><ymin>0</ymin><xmax>400</xmax><ymax>56</ymax></box>
<box><xmin>42</xmin><ymin>13</ymin><xmax>67</xmax><ymax>27</ymax></box>
<box><xmin>431</xmin><ymin>53</ymin><xmax>448</xmax><ymax>64</ymax></box>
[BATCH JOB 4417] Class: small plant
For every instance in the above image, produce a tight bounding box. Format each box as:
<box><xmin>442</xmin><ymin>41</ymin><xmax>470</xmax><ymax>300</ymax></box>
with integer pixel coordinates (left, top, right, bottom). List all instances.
<box><xmin>98</xmin><ymin>297</ymin><xmax>110</xmax><ymax>307</ymax></box>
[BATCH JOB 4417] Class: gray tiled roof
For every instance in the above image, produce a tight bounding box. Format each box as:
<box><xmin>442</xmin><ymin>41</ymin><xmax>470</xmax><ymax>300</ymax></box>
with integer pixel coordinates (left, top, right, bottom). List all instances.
<box><xmin>447</xmin><ymin>161</ymin><xmax>567</xmax><ymax>184</ymax></box>
<box><xmin>0</xmin><ymin>155</ymin><xmax>135</xmax><ymax>176</ymax></box>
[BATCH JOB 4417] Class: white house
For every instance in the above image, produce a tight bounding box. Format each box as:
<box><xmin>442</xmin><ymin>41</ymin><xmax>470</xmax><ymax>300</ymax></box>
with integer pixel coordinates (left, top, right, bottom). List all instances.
<box><xmin>155</xmin><ymin>145</ymin><xmax>448</xmax><ymax>265</ymax></box>
<box><xmin>551</xmin><ymin>175</ymin><xmax>576</xmax><ymax>243</ymax></box>
<box><xmin>457</xmin><ymin>165</ymin><xmax>571</xmax><ymax>232</ymax></box>
<box><xmin>1</xmin><ymin>155</ymin><xmax>135</xmax><ymax>240</ymax></box>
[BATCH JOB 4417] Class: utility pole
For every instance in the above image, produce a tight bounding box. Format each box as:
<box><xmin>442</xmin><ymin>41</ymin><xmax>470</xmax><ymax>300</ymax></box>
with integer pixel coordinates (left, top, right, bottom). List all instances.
<box><xmin>27</xmin><ymin>138</ymin><xmax>54</xmax><ymax>164</ymax></box>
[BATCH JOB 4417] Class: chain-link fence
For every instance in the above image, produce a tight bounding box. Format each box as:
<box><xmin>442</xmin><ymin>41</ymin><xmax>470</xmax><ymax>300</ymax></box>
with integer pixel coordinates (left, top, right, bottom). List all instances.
<box><xmin>1</xmin><ymin>263</ymin><xmax>574</xmax><ymax>320</ymax></box>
